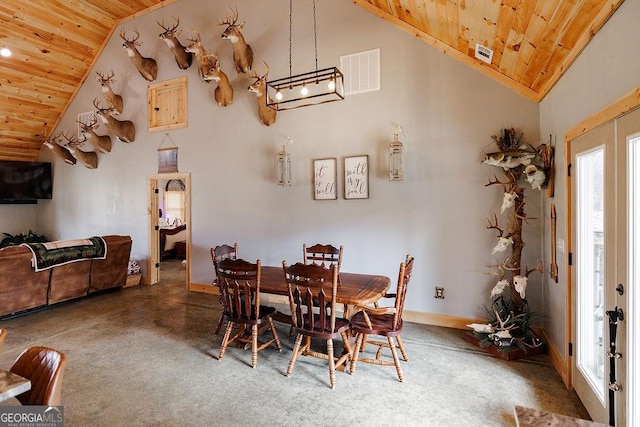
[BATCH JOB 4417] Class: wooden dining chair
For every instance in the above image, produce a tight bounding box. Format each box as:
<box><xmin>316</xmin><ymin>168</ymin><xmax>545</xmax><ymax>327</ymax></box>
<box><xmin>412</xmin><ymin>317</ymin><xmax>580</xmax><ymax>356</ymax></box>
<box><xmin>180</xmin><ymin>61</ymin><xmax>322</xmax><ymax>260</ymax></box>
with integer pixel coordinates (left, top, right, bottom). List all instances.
<box><xmin>215</xmin><ymin>258</ymin><xmax>281</xmax><ymax>368</ymax></box>
<box><xmin>302</xmin><ymin>243</ymin><xmax>343</xmax><ymax>270</ymax></box>
<box><xmin>211</xmin><ymin>243</ymin><xmax>239</xmax><ymax>335</ymax></box>
<box><xmin>283</xmin><ymin>261</ymin><xmax>352</xmax><ymax>389</ymax></box>
<box><xmin>349</xmin><ymin>255</ymin><xmax>414</xmax><ymax>382</ymax></box>
<box><xmin>10</xmin><ymin>346</ymin><xmax>67</xmax><ymax>405</ymax></box>
<box><xmin>0</xmin><ymin>328</ymin><xmax>6</xmax><ymax>353</ymax></box>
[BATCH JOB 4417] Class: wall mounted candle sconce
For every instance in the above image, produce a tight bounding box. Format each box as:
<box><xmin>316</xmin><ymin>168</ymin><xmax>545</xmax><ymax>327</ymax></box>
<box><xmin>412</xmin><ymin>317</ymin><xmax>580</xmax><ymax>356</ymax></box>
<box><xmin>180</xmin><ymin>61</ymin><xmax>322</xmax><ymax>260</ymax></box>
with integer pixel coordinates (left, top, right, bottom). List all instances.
<box><xmin>389</xmin><ymin>124</ymin><xmax>404</xmax><ymax>182</ymax></box>
<box><xmin>276</xmin><ymin>137</ymin><xmax>292</xmax><ymax>186</ymax></box>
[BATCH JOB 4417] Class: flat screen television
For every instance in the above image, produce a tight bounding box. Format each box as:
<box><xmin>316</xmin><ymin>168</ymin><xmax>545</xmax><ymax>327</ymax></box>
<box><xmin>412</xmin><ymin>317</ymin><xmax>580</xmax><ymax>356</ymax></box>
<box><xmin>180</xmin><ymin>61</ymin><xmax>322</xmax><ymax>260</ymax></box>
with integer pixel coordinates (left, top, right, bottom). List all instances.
<box><xmin>0</xmin><ymin>161</ymin><xmax>53</xmax><ymax>203</ymax></box>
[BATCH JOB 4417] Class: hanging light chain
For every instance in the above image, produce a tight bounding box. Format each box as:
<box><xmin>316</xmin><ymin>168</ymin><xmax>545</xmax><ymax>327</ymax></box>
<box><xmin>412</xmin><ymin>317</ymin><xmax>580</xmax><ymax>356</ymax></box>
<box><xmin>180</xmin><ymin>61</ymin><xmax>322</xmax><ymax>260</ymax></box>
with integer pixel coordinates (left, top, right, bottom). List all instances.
<box><xmin>313</xmin><ymin>0</ymin><xmax>318</xmax><ymax>75</ymax></box>
<box><xmin>289</xmin><ymin>0</ymin><xmax>293</xmax><ymax>80</ymax></box>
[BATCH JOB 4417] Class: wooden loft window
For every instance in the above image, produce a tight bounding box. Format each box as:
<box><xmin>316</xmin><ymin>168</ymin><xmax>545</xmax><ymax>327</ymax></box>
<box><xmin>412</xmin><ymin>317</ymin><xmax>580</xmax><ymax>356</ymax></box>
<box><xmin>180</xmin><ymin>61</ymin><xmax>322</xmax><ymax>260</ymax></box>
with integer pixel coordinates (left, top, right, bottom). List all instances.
<box><xmin>148</xmin><ymin>77</ymin><xmax>187</xmax><ymax>132</ymax></box>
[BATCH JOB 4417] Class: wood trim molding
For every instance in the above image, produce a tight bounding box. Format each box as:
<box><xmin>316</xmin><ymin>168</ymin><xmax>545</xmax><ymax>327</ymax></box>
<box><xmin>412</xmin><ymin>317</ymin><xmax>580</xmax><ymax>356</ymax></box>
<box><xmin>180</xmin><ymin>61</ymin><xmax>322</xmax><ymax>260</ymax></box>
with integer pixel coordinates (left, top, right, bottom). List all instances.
<box><xmin>564</xmin><ymin>140</ymin><xmax>574</xmax><ymax>390</ymax></box>
<box><xmin>402</xmin><ymin>311</ymin><xmax>484</xmax><ymax>329</ymax></box>
<box><xmin>565</xmin><ymin>86</ymin><xmax>640</xmax><ymax>142</ymax></box>
<box><xmin>540</xmin><ymin>328</ymin><xmax>570</xmax><ymax>389</ymax></box>
<box><xmin>189</xmin><ymin>283</ymin><xmax>217</xmax><ymax>294</ymax></box>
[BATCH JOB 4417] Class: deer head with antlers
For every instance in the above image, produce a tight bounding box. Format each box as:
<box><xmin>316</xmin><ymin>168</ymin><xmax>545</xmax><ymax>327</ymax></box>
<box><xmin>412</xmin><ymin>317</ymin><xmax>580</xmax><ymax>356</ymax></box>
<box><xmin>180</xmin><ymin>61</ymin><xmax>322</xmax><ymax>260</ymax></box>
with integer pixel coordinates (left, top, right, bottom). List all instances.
<box><xmin>203</xmin><ymin>53</ymin><xmax>233</xmax><ymax>106</ymax></box>
<box><xmin>120</xmin><ymin>29</ymin><xmax>158</xmax><ymax>82</ymax></box>
<box><xmin>96</xmin><ymin>70</ymin><xmax>123</xmax><ymax>115</ymax></box>
<box><xmin>78</xmin><ymin>115</ymin><xmax>112</xmax><ymax>154</ymax></box>
<box><xmin>42</xmin><ymin>132</ymin><xmax>76</xmax><ymax>165</ymax></box>
<box><xmin>59</xmin><ymin>131</ymin><xmax>98</xmax><ymax>169</ymax></box>
<box><xmin>248</xmin><ymin>62</ymin><xmax>276</xmax><ymax>126</ymax></box>
<box><xmin>158</xmin><ymin>17</ymin><xmax>193</xmax><ymax>70</ymax></box>
<box><xmin>219</xmin><ymin>6</ymin><xmax>253</xmax><ymax>73</ymax></box>
<box><xmin>93</xmin><ymin>98</ymin><xmax>136</xmax><ymax>143</ymax></box>
<box><xmin>185</xmin><ymin>33</ymin><xmax>213</xmax><ymax>83</ymax></box>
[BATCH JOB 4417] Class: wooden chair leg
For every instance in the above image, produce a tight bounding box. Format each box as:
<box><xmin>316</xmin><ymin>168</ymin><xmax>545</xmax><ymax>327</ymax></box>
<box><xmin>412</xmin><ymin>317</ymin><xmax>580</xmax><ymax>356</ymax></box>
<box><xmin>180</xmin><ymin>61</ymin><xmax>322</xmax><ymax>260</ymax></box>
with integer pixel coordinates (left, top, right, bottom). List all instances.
<box><xmin>350</xmin><ymin>333</ymin><xmax>363</xmax><ymax>375</ymax></box>
<box><xmin>388</xmin><ymin>336</ymin><xmax>404</xmax><ymax>382</ymax></box>
<box><xmin>269</xmin><ymin>318</ymin><xmax>282</xmax><ymax>351</ymax></box>
<box><xmin>360</xmin><ymin>333</ymin><xmax>368</xmax><ymax>352</ymax></box>
<box><xmin>287</xmin><ymin>334</ymin><xmax>304</xmax><ymax>377</ymax></box>
<box><xmin>396</xmin><ymin>335</ymin><xmax>409</xmax><ymax>361</ymax></box>
<box><xmin>327</xmin><ymin>338</ymin><xmax>336</xmax><ymax>389</ymax></box>
<box><xmin>251</xmin><ymin>325</ymin><xmax>258</xmax><ymax>368</ymax></box>
<box><xmin>214</xmin><ymin>313</ymin><xmax>224</xmax><ymax>335</ymax></box>
<box><xmin>218</xmin><ymin>321</ymin><xmax>233</xmax><ymax>360</ymax></box>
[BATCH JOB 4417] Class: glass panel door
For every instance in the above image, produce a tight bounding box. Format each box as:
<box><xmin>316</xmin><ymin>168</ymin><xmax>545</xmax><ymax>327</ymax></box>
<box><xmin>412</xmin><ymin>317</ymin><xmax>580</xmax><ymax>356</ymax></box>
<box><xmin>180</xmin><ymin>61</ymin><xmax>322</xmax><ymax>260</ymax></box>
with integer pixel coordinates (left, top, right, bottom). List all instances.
<box><xmin>570</xmin><ymin>121</ymin><xmax>614</xmax><ymax>425</ymax></box>
<box><xmin>575</xmin><ymin>147</ymin><xmax>606</xmax><ymax>403</ymax></box>
<box><xmin>628</xmin><ymin>135</ymin><xmax>640</xmax><ymax>426</ymax></box>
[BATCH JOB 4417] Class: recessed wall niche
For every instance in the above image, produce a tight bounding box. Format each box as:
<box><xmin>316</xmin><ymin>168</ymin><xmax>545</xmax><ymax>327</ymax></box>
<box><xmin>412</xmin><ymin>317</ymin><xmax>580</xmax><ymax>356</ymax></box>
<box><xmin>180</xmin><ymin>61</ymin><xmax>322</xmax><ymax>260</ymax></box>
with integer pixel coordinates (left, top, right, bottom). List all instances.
<box><xmin>148</xmin><ymin>77</ymin><xmax>187</xmax><ymax>132</ymax></box>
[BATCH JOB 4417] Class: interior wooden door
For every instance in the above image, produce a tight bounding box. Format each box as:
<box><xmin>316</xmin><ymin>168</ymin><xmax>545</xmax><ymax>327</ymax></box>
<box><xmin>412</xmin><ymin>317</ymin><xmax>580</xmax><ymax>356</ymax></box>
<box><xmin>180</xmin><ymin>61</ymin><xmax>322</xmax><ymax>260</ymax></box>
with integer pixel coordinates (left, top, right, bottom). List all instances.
<box><xmin>147</xmin><ymin>172</ymin><xmax>191</xmax><ymax>288</ymax></box>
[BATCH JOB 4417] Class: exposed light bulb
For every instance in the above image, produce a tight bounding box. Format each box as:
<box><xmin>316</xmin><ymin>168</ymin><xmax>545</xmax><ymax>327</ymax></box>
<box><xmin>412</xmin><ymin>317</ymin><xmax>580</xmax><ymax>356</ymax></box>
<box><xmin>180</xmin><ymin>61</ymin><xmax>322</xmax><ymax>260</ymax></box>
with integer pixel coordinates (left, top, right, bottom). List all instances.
<box><xmin>327</xmin><ymin>79</ymin><xmax>335</xmax><ymax>91</ymax></box>
<box><xmin>300</xmin><ymin>83</ymin><xmax>308</xmax><ymax>96</ymax></box>
<box><xmin>0</xmin><ymin>48</ymin><xmax>12</xmax><ymax>58</ymax></box>
<box><xmin>275</xmin><ymin>90</ymin><xmax>283</xmax><ymax>101</ymax></box>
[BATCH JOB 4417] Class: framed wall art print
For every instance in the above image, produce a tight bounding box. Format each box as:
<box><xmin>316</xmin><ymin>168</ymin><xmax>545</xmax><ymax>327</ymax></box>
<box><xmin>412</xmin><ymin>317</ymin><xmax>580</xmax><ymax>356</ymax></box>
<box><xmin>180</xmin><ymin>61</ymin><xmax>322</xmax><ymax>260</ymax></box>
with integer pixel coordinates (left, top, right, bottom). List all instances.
<box><xmin>313</xmin><ymin>158</ymin><xmax>337</xmax><ymax>200</ymax></box>
<box><xmin>344</xmin><ymin>155</ymin><xmax>369</xmax><ymax>199</ymax></box>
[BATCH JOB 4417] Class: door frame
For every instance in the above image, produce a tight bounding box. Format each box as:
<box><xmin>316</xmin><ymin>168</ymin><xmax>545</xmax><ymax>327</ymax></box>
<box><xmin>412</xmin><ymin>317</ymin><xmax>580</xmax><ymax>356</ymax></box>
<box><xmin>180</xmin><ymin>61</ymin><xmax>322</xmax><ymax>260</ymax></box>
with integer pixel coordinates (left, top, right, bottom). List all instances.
<box><xmin>147</xmin><ymin>172</ymin><xmax>191</xmax><ymax>288</ymax></box>
<box><xmin>565</xmin><ymin>88</ymin><xmax>640</xmax><ymax>424</ymax></box>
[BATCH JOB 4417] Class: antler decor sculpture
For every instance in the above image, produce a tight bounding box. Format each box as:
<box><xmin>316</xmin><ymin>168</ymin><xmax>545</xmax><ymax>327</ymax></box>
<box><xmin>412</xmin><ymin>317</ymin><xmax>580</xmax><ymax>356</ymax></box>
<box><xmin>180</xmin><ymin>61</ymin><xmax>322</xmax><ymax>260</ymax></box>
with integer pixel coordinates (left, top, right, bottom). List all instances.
<box><xmin>468</xmin><ymin>128</ymin><xmax>550</xmax><ymax>354</ymax></box>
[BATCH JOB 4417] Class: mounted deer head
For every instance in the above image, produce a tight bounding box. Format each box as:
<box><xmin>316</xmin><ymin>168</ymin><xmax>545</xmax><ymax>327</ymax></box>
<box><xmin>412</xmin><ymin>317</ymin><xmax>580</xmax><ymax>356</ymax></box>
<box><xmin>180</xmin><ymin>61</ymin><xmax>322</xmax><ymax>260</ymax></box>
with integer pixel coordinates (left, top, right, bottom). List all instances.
<box><xmin>203</xmin><ymin>53</ymin><xmax>233</xmax><ymax>106</ymax></box>
<box><xmin>96</xmin><ymin>70</ymin><xmax>123</xmax><ymax>115</ymax></box>
<box><xmin>248</xmin><ymin>63</ymin><xmax>276</xmax><ymax>126</ymax></box>
<box><xmin>43</xmin><ymin>133</ymin><xmax>76</xmax><ymax>165</ymax></box>
<box><xmin>219</xmin><ymin>6</ymin><xmax>253</xmax><ymax>73</ymax></box>
<box><xmin>77</xmin><ymin>115</ymin><xmax>112</xmax><ymax>153</ymax></box>
<box><xmin>120</xmin><ymin>29</ymin><xmax>158</xmax><ymax>81</ymax></box>
<box><xmin>93</xmin><ymin>98</ymin><xmax>136</xmax><ymax>143</ymax></box>
<box><xmin>158</xmin><ymin>17</ymin><xmax>193</xmax><ymax>70</ymax></box>
<box><xmin>59</xmin><ymin>131</ymin><xmax>98</xmax><ymax>169</ymax></box>
<box><xmin>185</xmin><ymin>33</ymin><xmax>213</xmax><ymax>83</ymax></box>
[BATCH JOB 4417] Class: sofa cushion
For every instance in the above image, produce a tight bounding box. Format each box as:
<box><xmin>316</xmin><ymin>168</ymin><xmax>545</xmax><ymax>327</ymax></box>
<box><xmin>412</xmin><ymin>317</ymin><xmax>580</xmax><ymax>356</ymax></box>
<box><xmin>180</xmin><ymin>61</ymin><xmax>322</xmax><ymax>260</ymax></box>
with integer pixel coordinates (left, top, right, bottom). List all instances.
<box><xmin>0</xmin><ymin>246</ymin><xmax>50</xmax><ymax>316</ymax></box>
<box><xmin>89</xmin><ymin>235</ymin><xmax>132</xmax><ymax>293</ymax></box>
<box><xmin>48</xmin><ymin>260</ymin><xmax>91</xmax><ymax>304</ymax></box>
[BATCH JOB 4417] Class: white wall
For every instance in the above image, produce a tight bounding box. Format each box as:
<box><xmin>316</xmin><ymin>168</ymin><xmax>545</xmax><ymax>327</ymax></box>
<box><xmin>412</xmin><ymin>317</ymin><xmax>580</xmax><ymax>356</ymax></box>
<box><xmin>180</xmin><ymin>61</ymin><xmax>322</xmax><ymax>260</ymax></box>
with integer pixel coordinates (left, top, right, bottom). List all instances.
<box><xmin>35</xmin><ymin>0</ymin><xmax>540</xmax><ymax>320</ymax></box>
<box><xmin>0</xmin><ymin>204</ymin><xmax>37</xmax><ymax>236</ymax></box>
<box><xmin>539</xmin><ymin>0</ymin><xmax>640</xmax><ymax>355</ymax></box>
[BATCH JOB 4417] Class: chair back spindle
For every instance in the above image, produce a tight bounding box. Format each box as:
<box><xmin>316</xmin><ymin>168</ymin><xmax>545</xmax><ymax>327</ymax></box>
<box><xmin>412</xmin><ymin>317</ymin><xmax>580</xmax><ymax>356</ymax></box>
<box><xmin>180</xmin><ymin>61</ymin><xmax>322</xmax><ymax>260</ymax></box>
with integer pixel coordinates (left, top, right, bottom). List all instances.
<box><xmin>393</xmin><ymin>255</ymin><xmax>414</xmax><ymax>331</ymax></box>
<box><xmin>302</xmin><ymin>243</ymin><xmax>343</xmax><ymax>270</ymax></box>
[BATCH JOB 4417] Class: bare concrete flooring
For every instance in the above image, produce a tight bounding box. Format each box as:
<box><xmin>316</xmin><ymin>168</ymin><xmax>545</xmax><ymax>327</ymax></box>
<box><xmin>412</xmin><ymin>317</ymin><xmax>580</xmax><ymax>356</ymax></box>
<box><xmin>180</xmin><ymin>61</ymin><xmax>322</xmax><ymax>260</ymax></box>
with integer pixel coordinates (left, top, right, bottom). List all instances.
<box><xmin>0</xmin><ymin>260</ymin><xmax>590</xmax><ymax>426</ymax></box>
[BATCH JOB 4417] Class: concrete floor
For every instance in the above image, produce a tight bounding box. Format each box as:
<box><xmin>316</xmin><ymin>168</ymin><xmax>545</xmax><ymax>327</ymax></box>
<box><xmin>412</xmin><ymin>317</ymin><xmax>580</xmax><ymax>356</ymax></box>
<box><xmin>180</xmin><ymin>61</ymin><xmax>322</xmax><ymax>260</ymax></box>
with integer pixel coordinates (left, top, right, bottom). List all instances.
<box><xmin>0</xmin><ymin>259</ymin><xmax>590</xmax><ymax>426</ymax></box>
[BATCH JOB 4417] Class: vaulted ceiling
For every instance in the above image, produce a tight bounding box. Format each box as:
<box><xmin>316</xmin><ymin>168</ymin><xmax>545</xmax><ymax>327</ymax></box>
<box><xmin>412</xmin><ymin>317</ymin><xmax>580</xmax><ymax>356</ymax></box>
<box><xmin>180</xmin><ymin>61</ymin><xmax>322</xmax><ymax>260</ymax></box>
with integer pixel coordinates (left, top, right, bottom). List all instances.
<box><xmin>0</xmin><ymin>0</ymin><xmax>624</xmax><ymax>162</ymax></box>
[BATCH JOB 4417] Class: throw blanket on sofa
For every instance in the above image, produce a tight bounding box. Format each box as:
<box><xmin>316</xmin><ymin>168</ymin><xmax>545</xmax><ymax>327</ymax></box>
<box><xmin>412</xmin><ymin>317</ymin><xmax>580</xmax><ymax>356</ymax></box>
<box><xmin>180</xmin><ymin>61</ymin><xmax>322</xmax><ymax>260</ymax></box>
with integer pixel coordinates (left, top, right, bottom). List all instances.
<box><xmin>21</xmin><ymin>237</ymin><xmax>107</xmax><ymax>272</ymax></box>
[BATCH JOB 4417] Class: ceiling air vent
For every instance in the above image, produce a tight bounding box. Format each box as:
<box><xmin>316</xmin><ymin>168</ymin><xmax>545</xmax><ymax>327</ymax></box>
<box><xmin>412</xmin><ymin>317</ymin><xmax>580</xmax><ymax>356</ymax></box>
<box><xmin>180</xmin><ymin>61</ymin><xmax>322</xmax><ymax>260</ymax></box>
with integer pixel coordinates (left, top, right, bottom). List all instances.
<box><xmin>475</xmin><ymin>44</ymin><xmax>493</xmax><ymax>64</ymax></box>
<box><xmin>340</xmin><ymin>48</ymin><xmax>380</xmax><ymax>96</ymax></box>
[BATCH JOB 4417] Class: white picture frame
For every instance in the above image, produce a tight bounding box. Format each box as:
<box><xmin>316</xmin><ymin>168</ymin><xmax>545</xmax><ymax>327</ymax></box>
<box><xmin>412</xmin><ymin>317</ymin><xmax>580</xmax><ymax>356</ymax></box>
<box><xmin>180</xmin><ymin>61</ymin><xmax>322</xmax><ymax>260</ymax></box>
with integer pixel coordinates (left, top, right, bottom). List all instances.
<box><xmin>344</xmin><ymin>155</ymin><xmax>369</xmax><ymax>199</ymax></box>
<box><xmin>313</xmin><ymin>158</ymin><xmax>337</xmax><ymax>200</ymax></box>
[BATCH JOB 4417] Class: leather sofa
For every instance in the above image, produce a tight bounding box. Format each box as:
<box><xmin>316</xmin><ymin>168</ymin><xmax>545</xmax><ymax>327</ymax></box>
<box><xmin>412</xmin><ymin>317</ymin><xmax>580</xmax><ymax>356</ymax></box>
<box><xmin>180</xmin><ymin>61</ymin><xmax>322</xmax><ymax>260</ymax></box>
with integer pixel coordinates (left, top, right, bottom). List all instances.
<box><xmin>0</xmin><ymin>235</ymin><xmax>132</xmax><ymax>318</ymax></box>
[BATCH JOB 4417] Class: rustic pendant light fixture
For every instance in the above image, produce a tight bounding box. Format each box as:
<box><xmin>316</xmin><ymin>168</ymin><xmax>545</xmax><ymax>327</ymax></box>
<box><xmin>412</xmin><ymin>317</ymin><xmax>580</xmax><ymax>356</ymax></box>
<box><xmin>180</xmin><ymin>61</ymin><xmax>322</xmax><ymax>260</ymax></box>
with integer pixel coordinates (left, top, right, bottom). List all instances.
<box><xmin>266</xmin><ymin>0</ymin><xmax>344</xmax><ymax>111</ymax></box>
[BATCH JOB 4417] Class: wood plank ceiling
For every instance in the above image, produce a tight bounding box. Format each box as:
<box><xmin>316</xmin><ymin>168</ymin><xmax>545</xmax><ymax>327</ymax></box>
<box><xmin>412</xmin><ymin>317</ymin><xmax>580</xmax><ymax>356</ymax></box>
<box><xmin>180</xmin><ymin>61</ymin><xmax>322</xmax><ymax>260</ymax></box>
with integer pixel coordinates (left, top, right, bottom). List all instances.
<box><xmin>0</xmin><ymin>0</ymin><xmax>624</xmax><ymax>162</ymax></box>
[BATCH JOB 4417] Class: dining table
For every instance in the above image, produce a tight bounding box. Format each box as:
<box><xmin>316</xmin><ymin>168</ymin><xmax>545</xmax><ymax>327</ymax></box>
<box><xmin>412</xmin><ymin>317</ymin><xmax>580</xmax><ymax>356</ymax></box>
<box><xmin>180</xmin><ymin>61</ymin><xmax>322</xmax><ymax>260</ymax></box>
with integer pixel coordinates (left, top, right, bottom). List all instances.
<box><xmin>258</xmin><ymin>265</ymin><xmax>391</xmax><ymax>307</ymax></box>
<box><xmin>0</xmin><ymin>369</ymin><xmax>30</xmax><ymax>402</ymax></box>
